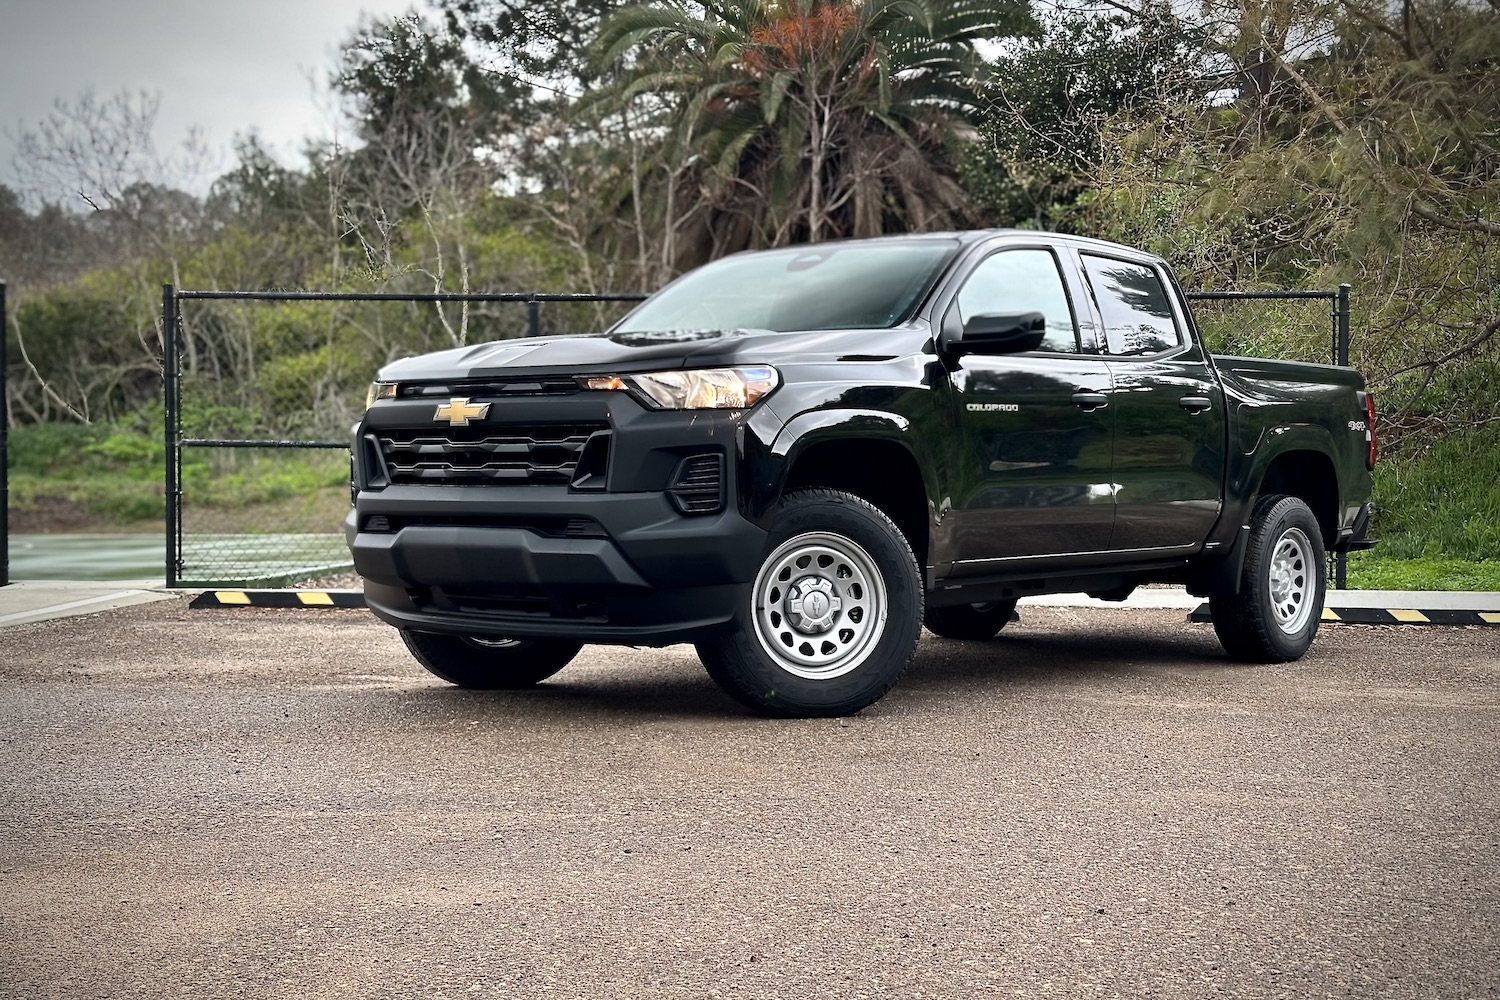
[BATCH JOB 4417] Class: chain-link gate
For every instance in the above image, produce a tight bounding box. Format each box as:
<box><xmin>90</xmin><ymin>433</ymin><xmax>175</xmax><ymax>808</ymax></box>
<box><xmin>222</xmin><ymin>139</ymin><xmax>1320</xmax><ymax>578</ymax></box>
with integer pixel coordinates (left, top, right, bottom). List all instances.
<box><xmin>1</xmin><ymin>281</ymin><xmax>10</xmax><ymax>588</ymax></box>
<box><xmin>162</xmin><ymin>288</ymin><xmax>646</xmax><ymax>587</ymax></box>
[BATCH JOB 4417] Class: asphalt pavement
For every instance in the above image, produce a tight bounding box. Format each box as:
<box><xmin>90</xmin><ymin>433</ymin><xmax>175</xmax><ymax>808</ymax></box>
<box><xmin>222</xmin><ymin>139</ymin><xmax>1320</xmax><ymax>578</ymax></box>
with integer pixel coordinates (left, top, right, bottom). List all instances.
<box><xmin>1</xmin><ymin>596</ymin><xmax>1496</xmax><ymax>999</ymax></box>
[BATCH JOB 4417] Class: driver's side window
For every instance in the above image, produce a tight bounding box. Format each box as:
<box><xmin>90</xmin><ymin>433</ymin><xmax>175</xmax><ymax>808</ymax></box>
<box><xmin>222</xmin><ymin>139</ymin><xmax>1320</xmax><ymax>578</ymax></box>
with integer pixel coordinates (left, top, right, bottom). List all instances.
<box><xmin>956</xmin><ymin>249</ymin><xmax>1080</xmax><ymax>354</ymax></box>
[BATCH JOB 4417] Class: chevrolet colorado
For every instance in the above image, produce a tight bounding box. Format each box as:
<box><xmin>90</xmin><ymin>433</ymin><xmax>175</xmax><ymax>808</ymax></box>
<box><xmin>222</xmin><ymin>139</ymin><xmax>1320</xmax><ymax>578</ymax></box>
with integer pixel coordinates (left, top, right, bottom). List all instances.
<box><xmin>347</xmin><ymin>231</ymin><xmax>1377</xmax><ymax>716</ymax></box>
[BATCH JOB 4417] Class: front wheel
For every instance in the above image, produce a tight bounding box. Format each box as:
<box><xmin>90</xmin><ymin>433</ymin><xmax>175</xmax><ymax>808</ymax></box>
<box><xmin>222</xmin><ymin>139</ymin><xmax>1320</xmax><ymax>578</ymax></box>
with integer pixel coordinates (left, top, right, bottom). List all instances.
<box><xmin>400</xmin><ymin>630</ymin><xmax>584</xmax><ymax>689</ymax></box>
<box><xmin>695</xmin><ymin>489</ymin><xmax>922</xmax><ymax>717</ymax></box>
<box><xmin>1209</xmin><ymin>495</ymin><xmax>1326</xmax><ymax>662</ymax></box>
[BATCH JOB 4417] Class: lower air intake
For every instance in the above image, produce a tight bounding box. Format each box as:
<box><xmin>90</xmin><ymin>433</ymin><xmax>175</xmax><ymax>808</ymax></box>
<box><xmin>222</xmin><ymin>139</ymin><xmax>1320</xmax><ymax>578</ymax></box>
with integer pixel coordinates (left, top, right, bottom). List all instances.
<box><xmin>668</xmin><ymin>454</ymin><xmax>725</xmax><ymax>515</ymax></box>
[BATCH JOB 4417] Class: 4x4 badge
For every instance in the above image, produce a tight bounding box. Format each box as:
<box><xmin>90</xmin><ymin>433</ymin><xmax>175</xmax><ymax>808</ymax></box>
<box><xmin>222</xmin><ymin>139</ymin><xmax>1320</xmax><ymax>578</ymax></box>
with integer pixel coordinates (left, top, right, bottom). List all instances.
<box><xmin>434</xmin><ymin>397</ymin><xmax>490</xmax><ymax>426</ymax></box>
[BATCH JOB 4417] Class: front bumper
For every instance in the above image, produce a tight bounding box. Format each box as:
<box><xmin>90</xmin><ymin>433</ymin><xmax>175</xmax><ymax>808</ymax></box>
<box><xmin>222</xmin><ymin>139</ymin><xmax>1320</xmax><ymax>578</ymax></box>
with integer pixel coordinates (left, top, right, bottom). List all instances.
<box><xmin>347</xmin><ymin>486</ymin><xmax>766</xmax><ymax>645</ymax></box>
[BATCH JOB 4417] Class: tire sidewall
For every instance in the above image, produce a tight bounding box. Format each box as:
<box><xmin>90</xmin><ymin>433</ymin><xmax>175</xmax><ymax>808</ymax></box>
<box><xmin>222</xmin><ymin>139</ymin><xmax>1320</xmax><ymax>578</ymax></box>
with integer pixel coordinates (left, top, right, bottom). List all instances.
<box><xmin>1245</xmin><ymin>498</ymin><xmax>1326</xmax><ymax>660</ymax></box>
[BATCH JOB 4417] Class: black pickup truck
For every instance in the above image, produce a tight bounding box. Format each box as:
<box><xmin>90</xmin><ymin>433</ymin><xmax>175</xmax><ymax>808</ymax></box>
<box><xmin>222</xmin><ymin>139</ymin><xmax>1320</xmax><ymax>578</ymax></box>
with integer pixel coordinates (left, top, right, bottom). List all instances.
<box><xmin>347</xmin><ymin>231</ymin><xmax>1376</xmax><ymax>716</ymax></box>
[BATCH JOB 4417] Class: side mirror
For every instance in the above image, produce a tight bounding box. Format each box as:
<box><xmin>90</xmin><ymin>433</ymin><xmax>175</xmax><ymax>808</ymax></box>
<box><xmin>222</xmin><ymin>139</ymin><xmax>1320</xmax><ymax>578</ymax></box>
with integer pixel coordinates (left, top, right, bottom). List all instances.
<box><xmin>956</xmin><ymin>311</ymin><xmax>1047</xmax><ymax>355</ymax></box>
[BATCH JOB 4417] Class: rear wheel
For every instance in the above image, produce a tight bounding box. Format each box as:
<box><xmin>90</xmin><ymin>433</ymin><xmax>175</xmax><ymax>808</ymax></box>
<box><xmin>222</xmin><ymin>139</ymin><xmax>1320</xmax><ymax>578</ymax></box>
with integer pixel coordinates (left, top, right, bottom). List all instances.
<box><xmin>923</xmin><ymin>600</ymin><xmax>1018</xmax><ymax>640</ymax></box>
<box><xmin>695</xmin><ymin>489</ymin><xmax>922</xmax><ymax>717</ymax></box>
<box><xmin>1210</xmin><ymin>495</ymin><xmax>1326</xmax><ymax>662</ymax></box>
<box><xmin>400</xmin><ymin>630</ymin><xmax>583</xmax><ymax>689</ymax></box>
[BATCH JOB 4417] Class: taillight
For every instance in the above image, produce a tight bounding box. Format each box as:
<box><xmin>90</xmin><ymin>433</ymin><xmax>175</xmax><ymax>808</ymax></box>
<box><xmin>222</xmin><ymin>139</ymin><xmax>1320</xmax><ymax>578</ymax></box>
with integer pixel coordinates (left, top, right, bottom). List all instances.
<box><xmin>1364</xmin><ymin>391</ymin><xmax>1377</xmax><ymax>469</ymax></box>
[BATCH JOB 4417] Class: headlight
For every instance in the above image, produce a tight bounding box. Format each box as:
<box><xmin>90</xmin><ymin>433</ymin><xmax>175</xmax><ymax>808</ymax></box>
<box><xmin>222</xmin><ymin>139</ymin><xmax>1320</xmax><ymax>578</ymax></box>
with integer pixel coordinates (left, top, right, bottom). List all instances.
<box><xmin>365</xmin><ymin>382</ymin><xmax>397</xmax><ymax>409</ymax></box>
<box><xmin>587</xmin><ymin>367</ymin><xmax>778</xmax><ymax>409</ymax></box>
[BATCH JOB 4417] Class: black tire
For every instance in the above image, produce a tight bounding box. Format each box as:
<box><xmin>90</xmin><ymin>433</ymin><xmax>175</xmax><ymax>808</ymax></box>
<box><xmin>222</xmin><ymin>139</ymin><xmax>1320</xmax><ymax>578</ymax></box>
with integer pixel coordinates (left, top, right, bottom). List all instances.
<box><xmin>923</xmin><ymin>600</ymin><xmax>1018</xmax><ymax>640</ymax></box>
<box><xmin>1209</xmin><ymin>495</ymin><xmax>1326</xmax><ymax>662</ymax></box>
<box><xmin>694</xmin><ymin>489</ymin><xmax>923</xmax><ymax>717</ymax></box>
<box><xmin>400</xmin><ymin>630</ymin><xmax>583</xmax><ymax>689</ymax></box>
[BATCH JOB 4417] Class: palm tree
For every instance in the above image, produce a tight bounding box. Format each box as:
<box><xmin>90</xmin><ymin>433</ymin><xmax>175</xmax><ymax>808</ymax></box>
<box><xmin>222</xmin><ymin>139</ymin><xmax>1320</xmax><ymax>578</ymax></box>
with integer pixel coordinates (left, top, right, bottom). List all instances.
<box><xmin>589</xmin><ymin>0</ymin><xmax>1036</xmax><ymax>271</ymax></box>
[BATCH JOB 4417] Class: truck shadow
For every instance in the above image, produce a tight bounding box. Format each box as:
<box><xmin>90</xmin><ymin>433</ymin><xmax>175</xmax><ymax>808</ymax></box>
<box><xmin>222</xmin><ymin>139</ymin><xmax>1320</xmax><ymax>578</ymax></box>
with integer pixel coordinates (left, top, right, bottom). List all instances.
<box><xmin>394</xmin><ymin>621</ymin><xmax>1248</xmax><ymax>722</ymax></box>
<box><xmin>906</xmin><ymin>627</ymin><xmax>1235</xmax><ymax>685</ymax></box>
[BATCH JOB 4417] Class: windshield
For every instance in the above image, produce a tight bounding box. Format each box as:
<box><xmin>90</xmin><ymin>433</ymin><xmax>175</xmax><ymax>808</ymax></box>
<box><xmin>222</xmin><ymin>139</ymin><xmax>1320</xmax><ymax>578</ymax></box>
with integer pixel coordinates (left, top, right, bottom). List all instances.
<box><xmin>615</xmin><ymin>240</ymin><xmax>959</xmax><ymax>334</ymax></box>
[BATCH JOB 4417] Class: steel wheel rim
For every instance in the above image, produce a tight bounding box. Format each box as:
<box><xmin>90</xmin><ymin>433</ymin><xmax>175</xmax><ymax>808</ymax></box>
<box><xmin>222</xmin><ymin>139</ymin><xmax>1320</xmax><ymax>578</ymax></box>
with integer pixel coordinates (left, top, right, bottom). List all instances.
<box><xmin>752</xmin><ymin>531</ymin><xmax>888</xmax><ymax>680</ymax></box>
<box><xmin>1268</xmin><ymin>527</ymin><xmax>1315</xmax><ymax>634</ymax></box>
<box><xmin>465</xmin><ymin>637</ymin><xmax>522</xmax><ymax>649</ymax></box>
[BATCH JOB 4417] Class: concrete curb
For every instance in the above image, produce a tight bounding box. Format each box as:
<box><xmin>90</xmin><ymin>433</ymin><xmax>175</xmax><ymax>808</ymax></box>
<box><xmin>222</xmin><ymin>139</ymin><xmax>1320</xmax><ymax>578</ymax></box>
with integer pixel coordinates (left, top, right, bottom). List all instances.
<box><xmin>6</xmin><ymin>581</ymin><xmax>1497</xmax><ymax>627</ymax></box>
<box><xmin>186</xmin><ymin>588</ymin><xmax>1500</xmax><ymax>627</ymax></box>
<box><xmin>1187</xmin><ymin>605</ymin><xmax>1500</xmax><ymax>626</ymax></box>
<box><xmin>188</xmin><ymin>589</ymin><xmax>367</xmax><ymax>609</ymax></box>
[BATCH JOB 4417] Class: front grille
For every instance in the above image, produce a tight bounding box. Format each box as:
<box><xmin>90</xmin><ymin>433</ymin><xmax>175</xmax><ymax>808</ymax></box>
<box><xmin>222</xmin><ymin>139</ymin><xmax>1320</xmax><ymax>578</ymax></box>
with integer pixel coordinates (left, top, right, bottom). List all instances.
<box><xmin>379</xmin><ymin>422</ymin><xmax>608</xmax><ymax>486</ymax></box>
<box><xmin>398</xmin><ymin>379</ymin><xmax>581</xmax><ymax>398</ymax></box>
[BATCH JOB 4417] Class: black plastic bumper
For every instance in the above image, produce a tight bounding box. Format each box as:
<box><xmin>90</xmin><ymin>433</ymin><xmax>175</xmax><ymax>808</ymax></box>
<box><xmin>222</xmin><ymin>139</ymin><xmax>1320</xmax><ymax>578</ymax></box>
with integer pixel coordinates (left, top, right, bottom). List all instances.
<box><xmin>346</xmin><ymin>487</ymin><xmax>767</xmax><ymax>645</ymax></box>
<box><xmin>1336</xmin><ymin>501</ymin><xmax>1377</xmax><ymax>552</ymax></box>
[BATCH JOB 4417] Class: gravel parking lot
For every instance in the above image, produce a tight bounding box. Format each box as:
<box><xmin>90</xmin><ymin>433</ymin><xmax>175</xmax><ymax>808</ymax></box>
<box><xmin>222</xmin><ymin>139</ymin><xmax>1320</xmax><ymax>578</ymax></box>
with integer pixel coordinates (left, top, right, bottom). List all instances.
<box><xmin>1</xmin><ymin>600</ymin><xmax>1496</xmax><ymax>999</ymax></box>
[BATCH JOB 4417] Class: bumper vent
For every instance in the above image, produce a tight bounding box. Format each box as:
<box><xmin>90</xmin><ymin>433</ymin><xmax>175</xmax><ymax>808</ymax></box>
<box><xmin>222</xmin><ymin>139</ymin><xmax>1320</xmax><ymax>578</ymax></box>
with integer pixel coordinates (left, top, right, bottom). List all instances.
<box><xmin>360</xmin><ymin>513</ymin><xmax>605</xmax><ymax>538</ymax></box>
<box><xmin>668</xmin><ymin>454</ymin><xmax>725</xmax><ymax>515</ymax></box>
<box><xmin>378</xmin><ymin>422</ymin><xmax>608</xmax><ymax>486</ymax></box>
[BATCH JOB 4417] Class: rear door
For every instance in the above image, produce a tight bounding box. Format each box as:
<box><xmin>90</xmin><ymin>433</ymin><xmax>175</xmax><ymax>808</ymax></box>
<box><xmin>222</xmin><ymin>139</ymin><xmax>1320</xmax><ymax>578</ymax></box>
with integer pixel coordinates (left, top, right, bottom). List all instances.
<box><xmin>941</xmin><ymin>244</ymin><xmax>1117</xmax><ymax>572</ymax></box>
<box><xmin>1075</xmin><ymin>251</ymin><xmax>1226</xmax><ymax>554</ymax></box>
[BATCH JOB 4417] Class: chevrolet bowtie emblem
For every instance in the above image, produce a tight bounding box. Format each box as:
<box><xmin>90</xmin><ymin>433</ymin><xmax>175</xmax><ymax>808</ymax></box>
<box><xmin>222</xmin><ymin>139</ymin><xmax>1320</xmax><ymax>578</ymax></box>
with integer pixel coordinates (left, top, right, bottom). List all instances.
<box><xmin>434</xmin><ymin>397</ymin><xmax>490</xmax><ymax>426</ymax></box>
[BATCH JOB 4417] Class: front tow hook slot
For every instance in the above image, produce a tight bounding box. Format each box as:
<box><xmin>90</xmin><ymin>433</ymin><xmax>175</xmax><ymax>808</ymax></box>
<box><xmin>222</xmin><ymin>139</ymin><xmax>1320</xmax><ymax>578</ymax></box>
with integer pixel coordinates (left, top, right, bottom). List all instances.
<box><xmin>1071</xmin><ymin>391</ymin><xmax>1109</xmax><ymax>411</ymax></box>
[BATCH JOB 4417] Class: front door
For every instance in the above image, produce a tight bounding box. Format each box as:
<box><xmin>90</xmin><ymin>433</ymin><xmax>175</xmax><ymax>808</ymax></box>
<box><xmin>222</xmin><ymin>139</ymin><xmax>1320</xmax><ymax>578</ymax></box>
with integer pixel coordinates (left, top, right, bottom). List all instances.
<box><xmin>944</xmin><ymin>246</ymin><xmax>1117</xmax><ymax>574</ymax></box>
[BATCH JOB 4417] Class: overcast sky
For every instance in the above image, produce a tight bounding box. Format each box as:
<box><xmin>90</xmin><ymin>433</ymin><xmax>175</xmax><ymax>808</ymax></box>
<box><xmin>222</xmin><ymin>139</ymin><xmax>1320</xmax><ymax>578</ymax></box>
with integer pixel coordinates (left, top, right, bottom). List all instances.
<box><xmin>0</xmin><ymin>0</ymin><xmax>418</xmax><ymax>205</ymax></box>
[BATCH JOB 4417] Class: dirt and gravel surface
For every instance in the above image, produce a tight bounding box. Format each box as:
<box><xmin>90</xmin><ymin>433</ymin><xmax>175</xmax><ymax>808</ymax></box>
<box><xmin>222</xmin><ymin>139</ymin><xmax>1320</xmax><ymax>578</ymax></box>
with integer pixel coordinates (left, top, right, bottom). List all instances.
<box><xmin>1</xmin><ymin>601</ymin><xmax>1497</xmax><ymax>999</ymax></box>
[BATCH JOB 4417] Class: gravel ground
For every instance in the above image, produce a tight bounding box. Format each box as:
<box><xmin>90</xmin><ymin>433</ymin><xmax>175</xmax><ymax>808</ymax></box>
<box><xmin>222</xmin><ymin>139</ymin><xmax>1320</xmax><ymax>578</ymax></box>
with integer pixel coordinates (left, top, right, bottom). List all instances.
<box><xmin>1</xmin><ymin>601</ymin><xmax>1497</xmax><ymax>999</ymax></box>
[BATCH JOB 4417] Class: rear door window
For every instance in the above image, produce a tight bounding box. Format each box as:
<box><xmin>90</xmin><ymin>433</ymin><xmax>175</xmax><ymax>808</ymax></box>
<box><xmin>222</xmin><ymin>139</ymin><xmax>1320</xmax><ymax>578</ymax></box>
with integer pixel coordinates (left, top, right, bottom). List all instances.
<box><xmin>1080</xmin><ymin>254</ymin><xmax>1183</xmax><ymax>357</ymax></box>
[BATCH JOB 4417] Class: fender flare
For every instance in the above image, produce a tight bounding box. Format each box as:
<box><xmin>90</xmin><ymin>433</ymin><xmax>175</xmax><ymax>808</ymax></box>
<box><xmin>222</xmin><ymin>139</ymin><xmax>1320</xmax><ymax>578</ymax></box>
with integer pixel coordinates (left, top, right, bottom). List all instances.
<box><xmin>1221</xmin><ymin>422</ymin><xmax>1340</xmax><ymax>531</ymax></box>
<box><xmin>755</xmin><ymin>408</ymin><xmax>931</xmax><ymax>523</ymax></box>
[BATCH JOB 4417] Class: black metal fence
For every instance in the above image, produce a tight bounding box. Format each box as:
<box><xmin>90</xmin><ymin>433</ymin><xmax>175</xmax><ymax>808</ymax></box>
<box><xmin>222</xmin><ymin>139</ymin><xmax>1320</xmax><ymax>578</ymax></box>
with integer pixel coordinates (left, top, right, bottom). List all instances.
<box><xmin>162</xmin><ymin>288</ymin><xmax>648</xmax><ymax>587</ymax></box>
<box><xmin>1185</xmin><ymin>285</ymin><xmax>1352</xmax><ymax>367</ymax></box>
<box><xmin>160</xmin><ymin>282</ymin><xmax>1355</xmax><ymax>589</ymax></box>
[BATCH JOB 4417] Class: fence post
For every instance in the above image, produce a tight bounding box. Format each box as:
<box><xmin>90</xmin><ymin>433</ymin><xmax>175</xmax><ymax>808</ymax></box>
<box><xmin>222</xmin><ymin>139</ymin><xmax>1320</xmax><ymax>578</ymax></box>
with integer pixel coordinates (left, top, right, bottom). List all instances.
<box><xmin>162</xmin><ymin>284</ymin><xmax>180</xmax><ymax>588</ymax></box>
<box><xmin>527</xmin><ymin>294</ymin><xmax>540</xmax><ymax>339</ymax></box>
<box><xmin>1337</xmin><ymin>283</ymin><xmax>1351</xmax><ymax>368</ymax></box>
<box><xmin>1</xmin><ymin>281</ymin><xmax>8</xmax><ymax>588</ymax></box>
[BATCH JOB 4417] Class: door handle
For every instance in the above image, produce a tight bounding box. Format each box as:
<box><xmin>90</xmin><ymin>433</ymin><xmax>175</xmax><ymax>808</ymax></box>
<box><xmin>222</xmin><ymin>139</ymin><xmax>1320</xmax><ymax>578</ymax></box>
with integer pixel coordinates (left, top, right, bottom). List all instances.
<box><xmin>1071</xmin><ymin>391</ymin><xmax>1109</xmax><ymax>411</ymax></box>
<box><xmin>1179</xmin><ymin>395</ymin><xmax>1213</xmax><ymax>413</ymax></box>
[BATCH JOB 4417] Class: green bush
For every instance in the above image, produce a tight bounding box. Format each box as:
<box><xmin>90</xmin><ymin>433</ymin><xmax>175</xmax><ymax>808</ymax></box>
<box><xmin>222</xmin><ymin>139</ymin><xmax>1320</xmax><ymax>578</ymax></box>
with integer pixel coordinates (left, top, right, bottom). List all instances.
<box><xmin>1368</xmin><ymin>422</ymin><xmax>1500</xmax><ymax>562</ymax></box>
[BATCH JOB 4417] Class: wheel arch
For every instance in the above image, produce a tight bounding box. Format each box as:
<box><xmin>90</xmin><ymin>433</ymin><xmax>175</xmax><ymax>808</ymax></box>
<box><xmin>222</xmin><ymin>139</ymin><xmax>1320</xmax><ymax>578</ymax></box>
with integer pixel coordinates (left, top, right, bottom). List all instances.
<box><xmin>771</xmin><ymin>416</ymin><xmax>931</xmax><ymax>570</ymax></box>
<box><xmin>1192</xmin><ymin>438</ymin><xmax>1341</xmax><ymax>598</ymax></box>
<box><xmin>1255</xmin><ymin>447</ymin><xmax>1340</xmax><ymax>547</ymax></box>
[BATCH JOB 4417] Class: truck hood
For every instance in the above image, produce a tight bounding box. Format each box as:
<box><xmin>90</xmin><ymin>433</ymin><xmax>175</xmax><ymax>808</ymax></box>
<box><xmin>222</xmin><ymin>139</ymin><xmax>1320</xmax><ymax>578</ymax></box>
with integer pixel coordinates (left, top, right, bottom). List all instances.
<box><xmin>378</xmin><ymin>326</ymin><xmax>930</xmax><ymax>381</ymax></box>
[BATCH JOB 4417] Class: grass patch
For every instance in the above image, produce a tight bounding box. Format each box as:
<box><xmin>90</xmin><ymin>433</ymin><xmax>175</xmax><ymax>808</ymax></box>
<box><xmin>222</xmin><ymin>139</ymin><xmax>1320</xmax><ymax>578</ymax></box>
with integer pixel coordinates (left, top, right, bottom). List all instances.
<box><xmin>8</xmin><ymin>417</ymin><xmax>1498</xmax><ymax>594</ymax></box>
<box><xmin>1346</xmin><ymin>554</ymin><xmax>1500</xmax><ymax>592</ymax></box>
<box><xmin>7</xmin><ymin>421</ymin><xmax>347</xmax><ymax>530</ymax></box>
